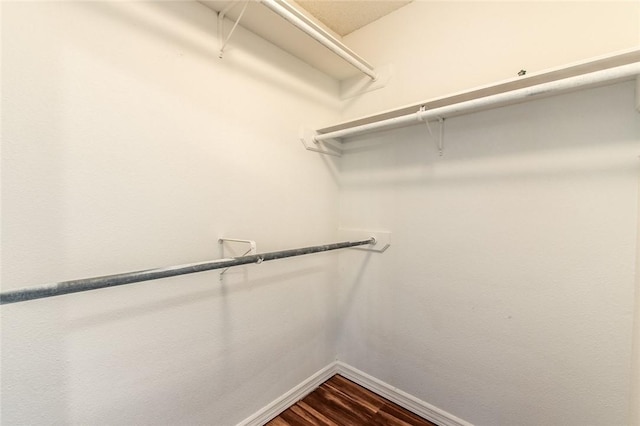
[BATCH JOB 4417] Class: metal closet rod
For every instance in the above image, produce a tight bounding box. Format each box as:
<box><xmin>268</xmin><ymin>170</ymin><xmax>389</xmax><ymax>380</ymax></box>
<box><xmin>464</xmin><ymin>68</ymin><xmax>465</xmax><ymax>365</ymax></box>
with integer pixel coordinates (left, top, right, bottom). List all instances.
<box><xmin>0</xmin><ymin>238</ymin><xmax>375</xmax><ymax>305</ymax></box>
<box><xmin>259</xmin><ymin>0</ymin><xmax>377</xmax><ymax>80</ymax></box>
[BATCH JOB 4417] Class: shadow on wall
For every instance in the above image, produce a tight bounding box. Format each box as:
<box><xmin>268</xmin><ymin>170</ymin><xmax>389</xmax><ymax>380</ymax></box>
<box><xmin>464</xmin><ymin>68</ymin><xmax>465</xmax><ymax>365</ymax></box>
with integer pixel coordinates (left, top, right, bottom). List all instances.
<box><xmin>339</xmin><ymin>251</ymin><xmax>372</xmax><ymax>312</ymax></box>
<box><xmin>1</xmin><ymin>303</ymin><xmax>73</xmax><ymax>423</ymax></box>
<box><xmin>76</xmin><ymin>2</ymin><xmax>341</xmax><ymax>112</ymax></box>
<box><xmin>3</xmin><ymin>262</ymin><xmax>332</xmax><ymax>423</ymax></box>
<box><xmin>334</xmin><ymin>251</ymin><xmax>372</xmax><ymax>346</ymax></box>
<box><xmin>62</xmin><ymin>264</ymin><xmax>326</xmax><ymax>331</ymax></box>
<box><xmin>337</xmin><ymin>81</ymin><xmax>639</xmax><ymax>188</ymax></box>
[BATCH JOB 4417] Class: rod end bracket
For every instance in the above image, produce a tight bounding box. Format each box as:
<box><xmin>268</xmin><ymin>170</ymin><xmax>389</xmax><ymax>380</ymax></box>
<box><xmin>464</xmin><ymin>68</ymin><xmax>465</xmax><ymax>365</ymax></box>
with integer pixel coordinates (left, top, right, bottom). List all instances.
<box><xmin>340</xmin><ymin>229</ymin><xmax>390</xmax><ymax>253</ymax></box>
<box><xmin>300</xmin><ymin>127</ymin><xmax>342</xmax><ymax>157</ymax></box>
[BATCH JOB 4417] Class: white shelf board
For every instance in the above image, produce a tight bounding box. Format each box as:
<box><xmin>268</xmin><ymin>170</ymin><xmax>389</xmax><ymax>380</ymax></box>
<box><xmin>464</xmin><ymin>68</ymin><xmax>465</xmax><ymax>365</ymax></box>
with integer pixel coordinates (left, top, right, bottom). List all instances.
<box><xmin>200</xmin><ymin>0</ymin><xmax>365</xmax><ymax>80</ymax></box>
<box><xmin>319</xmin><ymin>48</ymin><xmax>640</xmax><ymax>135</ymax></box>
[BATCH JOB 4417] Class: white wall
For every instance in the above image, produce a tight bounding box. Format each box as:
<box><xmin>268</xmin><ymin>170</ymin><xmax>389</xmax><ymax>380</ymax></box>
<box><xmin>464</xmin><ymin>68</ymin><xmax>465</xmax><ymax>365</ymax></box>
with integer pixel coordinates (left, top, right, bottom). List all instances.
<box><xmin>337</xmin><ymin>82</ymin><xmax>639</xmax><ymax>425</ymax></box>
<box><xmin>633</xmin><ymin>163</ymin><xmax>640</xmax><ymax>426</ymax></box>
<box><xmin>341</xmin><ymin>0</ymin><xmax>640</xmax><ymax>120</ymax></box>
<box><xmin>1</xmin><ymin>2</ymin><xmax>343</xmax><ymax>424</ymax></box>
<box><xmin>337</xmin><ymin>2</ymin><xmax>640</xmax><ymax>424</ymax></box>
<box><xmin>3</xmin><ymin>2</ymin><xmax>639</xmax><ymax>425</ymax></box>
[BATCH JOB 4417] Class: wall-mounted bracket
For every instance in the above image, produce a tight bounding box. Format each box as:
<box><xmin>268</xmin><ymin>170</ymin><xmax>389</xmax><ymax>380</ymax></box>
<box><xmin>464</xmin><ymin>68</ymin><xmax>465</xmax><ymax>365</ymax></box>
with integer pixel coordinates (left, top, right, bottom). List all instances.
<box><xmin>340</xmin><ymin>64</ymin><xmax>393</xmax><ymax>100</ymax></box>
<box><xmin>636</xmin><ymin>74</ymin><xmax>640</xmax><ymax>112</ymax></box>
<box><xmin>437</xmin><ymin>117</ymin><xmax>445</xmax><ymax>157</ymax></box>
<box><xmin>417</xmin><ymin>106</ymin><xmax>445</xmax><ymax>157</ymax></box>
<box><xmin>418</xmin><ymin>105</ymin><xmax>434</xmax><ymax>135</ymax></box>
<box><xmin>339</xmin><ymin>229</ymin><xmax>391</xmax><ymax>253</ymax></box>
<box><xmin>300</xmin><ymin>127</ymin><xmax>343</xmax><ymax>157</ymax></box>
<box><xmin>218</xmin><ymin>237</ymin><xmax>257</xmax><ymax>280</ymax></box>
<box><xmin>217</xmin><ymin>1</ymin><xmax>249</xmax><ymax>59</ymax></box>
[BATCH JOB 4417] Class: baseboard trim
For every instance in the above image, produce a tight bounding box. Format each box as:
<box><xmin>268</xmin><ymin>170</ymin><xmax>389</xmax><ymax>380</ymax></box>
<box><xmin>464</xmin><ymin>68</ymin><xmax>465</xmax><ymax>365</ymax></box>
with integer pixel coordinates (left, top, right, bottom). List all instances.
<box><xmin>236</xmin><ymin>361</ymin><xmax>472</xmax><ymax>426</ymax></box>
<box><xmin>236</xmin><ymin>362</ymin><xmax>338</xmax><ymax>426</ymax></box>
<box><xmin>335</xmin><ymin>362</ymin><xmax>472</xmax><ymax>426</ymax></box>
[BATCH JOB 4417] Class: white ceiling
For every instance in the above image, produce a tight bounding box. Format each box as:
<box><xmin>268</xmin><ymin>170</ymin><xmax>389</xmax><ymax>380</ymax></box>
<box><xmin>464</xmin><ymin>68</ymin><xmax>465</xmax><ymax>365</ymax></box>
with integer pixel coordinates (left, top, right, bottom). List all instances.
<box><xmin>294</xmin><ymin>0</ymin><xmax>412</xmax><ymax>37</ymax></box>
<box><xmin>200</xmin><ymin>1</ymin><xmax>412</xmax><ymax>80</ymax></box>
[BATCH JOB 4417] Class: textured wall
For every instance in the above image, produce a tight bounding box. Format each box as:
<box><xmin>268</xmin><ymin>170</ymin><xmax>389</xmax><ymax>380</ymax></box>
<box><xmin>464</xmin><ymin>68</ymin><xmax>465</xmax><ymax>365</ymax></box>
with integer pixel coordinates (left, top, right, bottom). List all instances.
<box><xmin>337</xmin><ymin>5</ymin><xmax>639</xmax><ymax>423</ymax></box>
<box><xmin>2</xmin><ymin>2</ymin><xmax>639</xmax><ymax>425</ymax></box>
<box><xmin>1</xmin><ymin>2</ymin><xmax>342</xmax><ymax>424</ymax></box>
<box><xmin>337</xmin><ymin>81</ymin><xmax>639</xmax><ymax>425</ymax></box>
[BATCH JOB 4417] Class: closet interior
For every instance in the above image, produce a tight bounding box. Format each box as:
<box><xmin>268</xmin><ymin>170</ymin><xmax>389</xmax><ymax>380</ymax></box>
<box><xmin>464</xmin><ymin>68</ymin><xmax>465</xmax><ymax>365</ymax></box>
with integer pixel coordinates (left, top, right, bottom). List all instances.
<box><xmin>2</xmin><ymin>1</ymin><xmax>639</xmax><ymax>425</ymax></box>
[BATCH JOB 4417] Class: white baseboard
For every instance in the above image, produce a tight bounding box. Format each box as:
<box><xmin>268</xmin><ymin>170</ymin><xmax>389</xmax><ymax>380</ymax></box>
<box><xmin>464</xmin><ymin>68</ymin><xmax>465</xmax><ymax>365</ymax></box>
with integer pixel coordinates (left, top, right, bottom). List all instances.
<box><xmin>236</xmin><ymin>361</ymin><xmax>472</xmax><ymax>426</ymax></box>
<box><xmin>335</xmin><ymin>362</ymin><xmax>473</xmax><ymax>426</ymax></box>
<box><xmin>236</xmin><ymin>362</ymin><xmax>339</xmax><ymax>426</ymax></box>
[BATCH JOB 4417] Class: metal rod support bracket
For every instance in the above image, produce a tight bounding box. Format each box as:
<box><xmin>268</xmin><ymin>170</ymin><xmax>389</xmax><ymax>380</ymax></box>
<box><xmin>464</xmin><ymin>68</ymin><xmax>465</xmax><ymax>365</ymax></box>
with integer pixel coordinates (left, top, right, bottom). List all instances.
<box><xmin>636</xmin><ymin>74</ymin><xmax>640</xmax><ymax>112</ymax></box>
<box><xmin>300</xmin><ymin>126</ymin><xmax>342</xmax><ymax>157</ymax></box>
<box><xmin>339</xmin><ymin>229</ymin><xmax>391</xmax><ymax>253</ymax></box>
<box><xmin>438</xmin><ymin>117</ymin><xmax>445</xmax><ymax>157</ymax></box>
<box><xmin>218</xmin><ymin>1</ymin><xmax>249</xmax><ymax>59</ymax></box>
<box><xmin>417</xmin><ymin>106</ymin><xmax>445</xmax><ymax>156</ymax></box>
<box><xmin>218</xmin><ymin>238</ymin><xmax>257</xmax><ymax>279</ymax></box>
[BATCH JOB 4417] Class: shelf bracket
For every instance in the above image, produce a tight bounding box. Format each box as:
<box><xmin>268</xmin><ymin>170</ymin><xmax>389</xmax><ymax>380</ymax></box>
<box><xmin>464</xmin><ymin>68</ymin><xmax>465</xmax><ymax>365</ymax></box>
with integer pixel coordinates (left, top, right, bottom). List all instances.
<box><xmin>218</xmin><ymin>237</ymin><xmax>257</xmax><ymax>280</ymax></box>
<box><xmin>417</xmin><ymin>106</ymin><xmax>445</xmax><ymax>157</ymax></box>
<box><xmin>437</xmin><ymin>117</ymin><xmax>445</xmax><ymax>157</ymax></box>
<box><xmin>418</xmin><ymin>105</ymin><xmax>433</xmax><ymax>136</ymax></box>
<box><xmin>636</xmin><ymin>74</ymin><xmax>640</xmax><ymax>112</ymax></box>
<box><xmin>218</xmin><ymin>1</ymin><xmax>249</xmax><ymax>59</ymax></box>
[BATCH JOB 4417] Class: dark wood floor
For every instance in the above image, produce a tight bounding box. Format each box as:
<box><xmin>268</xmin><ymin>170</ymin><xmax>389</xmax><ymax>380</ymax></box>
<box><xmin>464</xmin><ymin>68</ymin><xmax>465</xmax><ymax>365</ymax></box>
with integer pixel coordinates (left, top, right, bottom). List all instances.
<box><xmin>266</xmin><ymin>375</ymin><xmax>438</xmax><ymax>426</ymax></box>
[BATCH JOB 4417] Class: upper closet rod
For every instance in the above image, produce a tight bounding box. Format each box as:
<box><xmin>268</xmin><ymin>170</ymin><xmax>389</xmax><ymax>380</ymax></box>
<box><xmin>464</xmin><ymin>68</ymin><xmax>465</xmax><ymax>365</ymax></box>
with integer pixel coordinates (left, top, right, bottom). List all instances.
<box><xmin>314</xmin><ymin>61</ymin><xmax>640</xmax><ymax>142</ymax></box>
<box><xmin>0</xmin><ymin>238</ymin><xmax>375</xmax><ymax>305</ymax></box>
<box><xmin>259</xmin><ymin>0</ymin><xmax>377</xmax><ymax>80</ymax></box>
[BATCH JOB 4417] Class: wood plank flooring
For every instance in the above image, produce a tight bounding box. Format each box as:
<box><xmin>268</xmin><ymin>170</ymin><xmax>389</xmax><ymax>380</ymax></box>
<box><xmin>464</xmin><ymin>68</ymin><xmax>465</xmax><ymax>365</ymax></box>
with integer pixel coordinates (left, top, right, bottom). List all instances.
<box><xmin>266</xmin><ymin>375</ymin><xmax>438</xmax><ymax>426</ymax></box>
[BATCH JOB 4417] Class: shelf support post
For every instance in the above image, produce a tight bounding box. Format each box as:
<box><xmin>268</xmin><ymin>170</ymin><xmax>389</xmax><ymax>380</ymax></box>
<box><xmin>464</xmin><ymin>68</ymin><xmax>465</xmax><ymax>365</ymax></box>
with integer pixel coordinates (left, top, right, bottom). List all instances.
<box><xmin>218</xmin><ymin>1</ymin><xmax>249</xmax><ymax>59</ymax></box>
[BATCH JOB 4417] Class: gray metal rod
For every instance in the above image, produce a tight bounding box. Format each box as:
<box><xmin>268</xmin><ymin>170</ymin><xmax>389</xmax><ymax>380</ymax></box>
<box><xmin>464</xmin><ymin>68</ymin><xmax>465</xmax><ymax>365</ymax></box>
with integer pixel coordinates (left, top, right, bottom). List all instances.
<box><xmin>0</xmin><ymin>238</ymin><xmax>375</xmax><ymax>305</ymax></box>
